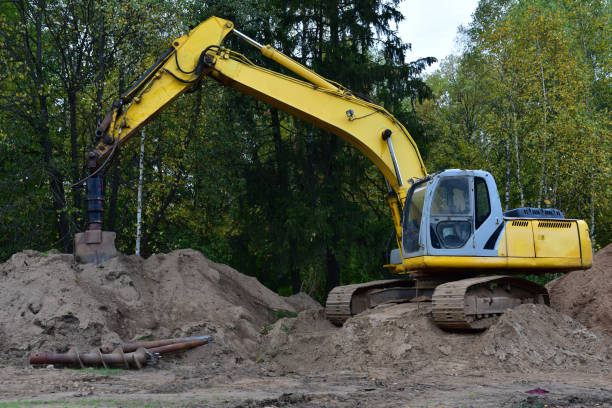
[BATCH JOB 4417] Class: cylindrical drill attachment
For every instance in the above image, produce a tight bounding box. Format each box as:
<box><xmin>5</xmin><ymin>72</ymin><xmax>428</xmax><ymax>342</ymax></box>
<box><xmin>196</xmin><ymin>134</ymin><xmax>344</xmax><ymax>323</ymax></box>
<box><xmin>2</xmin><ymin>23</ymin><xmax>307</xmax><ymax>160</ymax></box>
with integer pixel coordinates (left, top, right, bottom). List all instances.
<box><xmin>86</xmin><ymin>173</ymin><xmax>104</xmax><ymax>229</ymax></box>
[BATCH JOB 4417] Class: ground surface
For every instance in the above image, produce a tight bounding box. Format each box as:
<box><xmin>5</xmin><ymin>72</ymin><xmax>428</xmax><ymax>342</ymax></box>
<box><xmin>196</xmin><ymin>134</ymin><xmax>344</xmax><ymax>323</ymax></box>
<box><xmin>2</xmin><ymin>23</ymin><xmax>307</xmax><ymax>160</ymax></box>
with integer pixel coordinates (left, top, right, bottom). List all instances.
<box><xmin>1</xmin><ymin>365</ymin><xmax>612</xmax><ymax>407</ymax></box>
<box><xmin>0</xmin><ymin>246</ymin><xmax>610</xmax><ymax>407</ymax></box>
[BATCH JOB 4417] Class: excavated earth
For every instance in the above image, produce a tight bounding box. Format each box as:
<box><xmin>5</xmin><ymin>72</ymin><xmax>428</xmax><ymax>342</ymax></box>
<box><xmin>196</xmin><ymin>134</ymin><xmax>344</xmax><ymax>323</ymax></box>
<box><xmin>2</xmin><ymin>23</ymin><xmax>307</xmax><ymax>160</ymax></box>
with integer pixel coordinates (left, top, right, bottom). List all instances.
<box><xmin>0</xmin><ymin>245</ymin><xmax>611</xmax><ymax>407</ymax></box>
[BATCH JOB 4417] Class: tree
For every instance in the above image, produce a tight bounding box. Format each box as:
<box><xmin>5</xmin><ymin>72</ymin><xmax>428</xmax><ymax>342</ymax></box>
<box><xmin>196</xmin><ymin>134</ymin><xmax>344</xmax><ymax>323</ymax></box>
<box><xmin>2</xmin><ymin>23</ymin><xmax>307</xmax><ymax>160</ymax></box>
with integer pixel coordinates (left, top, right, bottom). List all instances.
<box><xmin>420</xmin><ymin>0</ymin><xmax>611</xmax><ymax>248</ymax></box>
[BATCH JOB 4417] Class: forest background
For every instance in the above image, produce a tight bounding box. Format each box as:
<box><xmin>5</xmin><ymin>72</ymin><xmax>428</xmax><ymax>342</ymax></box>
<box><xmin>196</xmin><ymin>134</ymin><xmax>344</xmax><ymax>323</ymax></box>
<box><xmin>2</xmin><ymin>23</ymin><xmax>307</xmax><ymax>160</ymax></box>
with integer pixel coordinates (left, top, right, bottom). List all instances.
<box><xmin>0</xmin><ymin>0</ymin><xmax>610</xmax><ymax>302</ymax></box>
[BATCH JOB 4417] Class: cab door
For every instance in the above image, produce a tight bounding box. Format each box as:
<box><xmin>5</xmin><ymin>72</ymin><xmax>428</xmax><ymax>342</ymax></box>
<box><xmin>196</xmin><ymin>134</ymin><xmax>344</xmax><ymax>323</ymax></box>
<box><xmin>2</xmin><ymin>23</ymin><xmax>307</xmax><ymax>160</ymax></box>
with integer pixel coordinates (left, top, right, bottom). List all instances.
<box><xmin>471</xmin><ymin>173</ymin><xmax>505</xmax><ymax>256</ymax></box>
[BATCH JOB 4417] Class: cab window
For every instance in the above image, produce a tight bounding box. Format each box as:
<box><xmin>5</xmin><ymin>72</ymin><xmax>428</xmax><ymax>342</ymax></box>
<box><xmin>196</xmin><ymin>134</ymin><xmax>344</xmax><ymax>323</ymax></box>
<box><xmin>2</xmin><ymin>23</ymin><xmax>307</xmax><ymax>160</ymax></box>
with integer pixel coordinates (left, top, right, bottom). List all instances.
<box><xmin>474</xmin><ymin>177</ymin><xmax>491</xmax><ymax>229</ymax></box>
<box><xmin>431</xmin><ymin>177</ymin><xmax>471</xmax><ymax>216</ymax></box>
<box><xmin>402</xmin><ymin>184</ymin><xmax>427</xmax><ymax>253</ymax></box>
<box><xmin>430</xmin><ymin>177</ymin><xmax>472</xmax><ymax>249</ymax></box>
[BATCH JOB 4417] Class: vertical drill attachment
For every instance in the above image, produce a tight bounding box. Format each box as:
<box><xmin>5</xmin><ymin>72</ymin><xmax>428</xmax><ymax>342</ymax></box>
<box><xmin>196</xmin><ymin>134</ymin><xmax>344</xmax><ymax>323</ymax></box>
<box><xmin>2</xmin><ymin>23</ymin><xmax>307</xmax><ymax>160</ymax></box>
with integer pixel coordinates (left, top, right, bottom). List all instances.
<box><xmin>74</xmin><ymin>165</ymin><xmax>117</xmax><ymax>264</ymax></box>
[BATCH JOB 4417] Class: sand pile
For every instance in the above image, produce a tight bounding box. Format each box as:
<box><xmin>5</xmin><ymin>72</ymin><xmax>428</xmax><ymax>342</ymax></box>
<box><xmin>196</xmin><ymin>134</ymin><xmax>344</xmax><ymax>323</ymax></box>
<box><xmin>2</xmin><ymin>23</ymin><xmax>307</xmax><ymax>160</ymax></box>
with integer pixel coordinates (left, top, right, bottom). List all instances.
<box><xmin>261</xmin><ymin>303</ymin><xmax>476</xmax><ymax>373</ymax></box>
<box><xmin>482</xmin><ymin>304</ymin><xmax>609</xmax><ymax>371</ymax></box>
<box><xmin>0</xmin><ymin>249</ymin><xmax>318</xmax><ymax>366</ymax></box>
<box><xmin>261</xmin><ymin>303</ymin><xmax>610</xmax><ymax>374</ymax></box>
<box><xmin>547</xmin><ymin>244</ymin><xmax>612</xmax><ymax>336</ymax></box>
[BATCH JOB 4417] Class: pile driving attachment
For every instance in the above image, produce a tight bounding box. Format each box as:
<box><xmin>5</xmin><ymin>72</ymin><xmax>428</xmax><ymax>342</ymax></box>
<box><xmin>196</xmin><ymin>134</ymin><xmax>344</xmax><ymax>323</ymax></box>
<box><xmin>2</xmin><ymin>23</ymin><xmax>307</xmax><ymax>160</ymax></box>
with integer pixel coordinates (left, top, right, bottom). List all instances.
<box><xmin>74</xmin><ymin>154</ymin><xmax>117</xmax><ymax>264</ymax></box>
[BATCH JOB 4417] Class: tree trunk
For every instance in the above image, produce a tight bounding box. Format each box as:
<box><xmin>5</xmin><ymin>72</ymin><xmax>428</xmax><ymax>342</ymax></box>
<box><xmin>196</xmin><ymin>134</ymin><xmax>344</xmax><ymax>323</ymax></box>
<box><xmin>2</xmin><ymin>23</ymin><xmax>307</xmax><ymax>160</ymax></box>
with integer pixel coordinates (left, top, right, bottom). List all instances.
<box><xmin>552</xmin><ymin>160</ymin><xmax>560</xmax><ymax>207</ymax></box>
<box><xmin>537</xmin><ymin>140</ymin><xmax>547</xmax><ymax>207</ymax></box>
<box><xmin>325</xmin><ymin>247</ymin><xmax>340</xmax><ymax>294</ymax></box>
<box><xmin>536</xmin><ymin>33</ymin><xmax>549</xmax><ymax>208</ymax></box>
<box><xmin>511</xmin><ymin>102</ymin><xmax>524</xmax><ymax>207</ymax></box>
<box><xmin>289</xmin><ymin>237</ymin><xmax>300</xmax><ymax>294</ymax></box>
<box><xmin>135</xmin><ymin>128</ymin><xmax>146</xmax><ymax>255</ymax></box>
<box><xmin>504</xmin><ymin>133</ymin><xmax>510</xmax><ymax>211</ymax></box>
<box><xmin>68</xmin><ymin>87</ymin><xmax>82</xmax><ymax>229</ymax></box>
<box><xmin>107</xmin><ymin>69</ymin><xmax>125</xmax><ymax>231</ymax></box>
<box><xmin>106</xmin><ymin>150</ymin><xmax>121</xmax><ymax>232</ymax></box>
<box><xmin>21</xmin><ymin>0</ymin><xmax>71</xmax><ymax>252</ymax></box>
<box><xmin>94</xmin><ymin>4</ymin><xmax>106</xmax><ymax>125</ymax></box>
<box><xmin>271</xmin><ymin>108</ymin><xmax>301</xmax><ymax>293</ymax></box>
<box><xmin>590</xmin><ymin>170</ymin><xmax>595</xmax><ymax>245</ymax></box>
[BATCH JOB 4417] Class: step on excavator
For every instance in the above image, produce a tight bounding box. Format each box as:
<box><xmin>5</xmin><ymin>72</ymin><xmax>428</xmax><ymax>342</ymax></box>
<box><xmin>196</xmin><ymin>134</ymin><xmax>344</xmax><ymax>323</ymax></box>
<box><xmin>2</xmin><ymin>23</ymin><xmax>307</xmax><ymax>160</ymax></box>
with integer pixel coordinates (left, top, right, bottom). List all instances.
<box><xmin>75</xmin><ymin>17</ymin><xmax>592</xmax><ymax>330</ymax></box>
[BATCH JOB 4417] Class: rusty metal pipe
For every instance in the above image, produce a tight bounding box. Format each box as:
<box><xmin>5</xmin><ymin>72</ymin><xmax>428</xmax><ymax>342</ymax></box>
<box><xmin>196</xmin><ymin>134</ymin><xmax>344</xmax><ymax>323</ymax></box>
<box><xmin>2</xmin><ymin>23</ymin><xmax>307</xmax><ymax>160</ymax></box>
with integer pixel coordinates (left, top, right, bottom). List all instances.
<box><xmin>100</xmin><ymin>335</ymin><xmax>212</xmax><ymax>353</ymax></box>
<box><xmin>147</xmin><ymin>338</ymin><xmax>209</xmax><ymax>355</ymax></box>
<box><xmin>29</xmin><ymin>337</ymin><xmax>211</xmax><ymax>368</ymax></box>
<box><xmin>29</xmin><ymin>347</ymin><xmax>150</xmax><ymax>369</ymax></box>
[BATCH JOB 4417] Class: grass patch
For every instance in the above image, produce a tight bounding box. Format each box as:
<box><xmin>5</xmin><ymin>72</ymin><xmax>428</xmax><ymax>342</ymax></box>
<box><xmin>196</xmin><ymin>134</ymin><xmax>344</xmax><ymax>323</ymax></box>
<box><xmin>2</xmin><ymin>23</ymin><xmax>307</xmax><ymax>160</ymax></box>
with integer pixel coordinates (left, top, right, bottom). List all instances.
<box><xmin>0</xmin><ymin>399</ymin><xmax>177</xmax><ymax>407</ymax></box>
<box><xmin>80</xmin><ymin>367</ymin><xmax>125</xmax><ymax>376</ymax></box>
<box><xmin>274</xmin><ymin>309</ymin><xmax>297</xmax><ymax>320</ymax></box>
<box><xmin>137</xmin><ymin>334</ymin><xmax>154</xmax><ymax>341</ymax></box>
<box><xmin>0</xmin><ymin>401</ymin><xmax>48</xmax><ymax>408</ymax></box>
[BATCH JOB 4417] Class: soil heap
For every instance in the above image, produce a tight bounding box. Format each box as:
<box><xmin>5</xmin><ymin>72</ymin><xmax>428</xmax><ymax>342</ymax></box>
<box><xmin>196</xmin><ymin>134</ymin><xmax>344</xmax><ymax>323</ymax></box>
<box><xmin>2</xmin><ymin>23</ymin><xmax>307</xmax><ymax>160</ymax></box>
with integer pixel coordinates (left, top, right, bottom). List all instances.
<box><xmin>0</xmin><ymin>249</ymin><xmax>318</xmax><ymax>367</ymax></box>
<box><xmin>547</xmin><ymin>243</ymin><xmax>612</xmax><ymax>336</ymax></box>
<box><xmin>260</xmin><ymin>303</ymin><xmax>609</xmax><ymax>375</ymax></box>
<box><xmin>1</xmin><ymin>244</ymin><xmax>610</xmax><ymax>376</ymax></box>
<box><xmin>481</xmin><ymin>304</ymin><xmax>608</xmax><ymax>371</ymax></box>
<box><xmin>261</xmin><ymin>244</ymin><xmax>612</xmax><ymax>375</ymax></box>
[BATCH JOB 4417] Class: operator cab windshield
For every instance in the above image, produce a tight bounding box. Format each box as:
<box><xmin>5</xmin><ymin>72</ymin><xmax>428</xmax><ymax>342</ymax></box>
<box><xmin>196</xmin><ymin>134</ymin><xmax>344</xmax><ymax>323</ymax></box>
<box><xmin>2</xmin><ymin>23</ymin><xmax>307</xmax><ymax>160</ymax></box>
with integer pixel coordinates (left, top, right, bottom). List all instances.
<box><xmin>430</xmin><ymin>177</ymin><xmax>472</xmax><ymax>249</ymax></box>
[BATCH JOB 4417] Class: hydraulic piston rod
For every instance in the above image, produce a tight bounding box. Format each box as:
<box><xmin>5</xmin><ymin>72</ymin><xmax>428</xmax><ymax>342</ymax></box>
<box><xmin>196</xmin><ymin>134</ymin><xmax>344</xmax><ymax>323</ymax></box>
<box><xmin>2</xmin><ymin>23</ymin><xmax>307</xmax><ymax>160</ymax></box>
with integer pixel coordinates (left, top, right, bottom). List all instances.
<box><xmin>233</xmin><ymin>29</ymin><xmax>338</xmax><ymax>92</ymax></box>
<box><xmin>382</xmin><ymin>129</ymin><xmax>403</xmax><ymax>187</ymax></box>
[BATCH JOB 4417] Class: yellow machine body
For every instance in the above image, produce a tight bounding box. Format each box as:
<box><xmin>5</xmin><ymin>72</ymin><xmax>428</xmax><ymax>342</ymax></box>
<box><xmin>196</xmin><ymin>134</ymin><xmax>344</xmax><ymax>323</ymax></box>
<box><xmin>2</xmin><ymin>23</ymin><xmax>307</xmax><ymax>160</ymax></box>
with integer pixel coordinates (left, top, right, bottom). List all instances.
<box><xmin>388</xmin><ymin>219</ymin><xmax>592</xmax><ymax>276</ymax></box>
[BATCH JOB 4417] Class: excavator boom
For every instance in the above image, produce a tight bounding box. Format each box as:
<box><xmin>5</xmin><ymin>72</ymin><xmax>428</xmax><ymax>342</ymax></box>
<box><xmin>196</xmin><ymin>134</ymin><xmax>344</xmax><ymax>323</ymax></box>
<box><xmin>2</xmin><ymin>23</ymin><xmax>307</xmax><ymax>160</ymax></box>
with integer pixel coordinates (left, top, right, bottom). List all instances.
<box><xmin>76</xmin><ymin>16</ymin><xmax>426</xmax><ymax>263</ymax></box>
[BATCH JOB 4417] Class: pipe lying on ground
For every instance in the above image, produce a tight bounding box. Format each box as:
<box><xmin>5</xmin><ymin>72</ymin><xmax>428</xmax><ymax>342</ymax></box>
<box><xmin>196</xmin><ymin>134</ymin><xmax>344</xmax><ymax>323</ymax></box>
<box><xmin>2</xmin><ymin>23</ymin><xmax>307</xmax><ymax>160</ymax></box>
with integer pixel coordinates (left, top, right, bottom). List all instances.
<box><xmin>30</xmin><ymin>347</ymin><xmax>151</xmax><ymax>369</ymax></box>
<box><xmin>99</xmin><ymin>335</ymin><xmax>212</xmax><ymax>353</ymax></box>
<box><xmin>29</xmin><ymin>337</ymin><xmax>212</xmax><ymax>369</ymax></box>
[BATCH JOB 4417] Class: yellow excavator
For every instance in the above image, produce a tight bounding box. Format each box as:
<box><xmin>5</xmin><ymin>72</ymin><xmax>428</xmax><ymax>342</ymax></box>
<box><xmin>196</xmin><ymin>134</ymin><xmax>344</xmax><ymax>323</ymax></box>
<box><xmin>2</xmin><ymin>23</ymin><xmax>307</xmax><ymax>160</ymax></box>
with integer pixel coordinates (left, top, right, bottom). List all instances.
<box><xmin>75</xmin><ymin>17</ymin><xmax>592</xmax><ymax>330</ymax></box>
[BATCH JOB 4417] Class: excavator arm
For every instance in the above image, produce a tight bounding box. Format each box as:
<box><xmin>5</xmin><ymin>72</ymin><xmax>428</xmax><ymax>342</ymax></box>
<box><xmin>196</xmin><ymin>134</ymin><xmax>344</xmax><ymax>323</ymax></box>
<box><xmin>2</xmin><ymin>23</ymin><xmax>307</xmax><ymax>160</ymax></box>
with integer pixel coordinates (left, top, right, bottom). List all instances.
<box><xmin>76</xmin><ymin>16</ymin><xmax>427</xmax><ymax>263</ymax></box>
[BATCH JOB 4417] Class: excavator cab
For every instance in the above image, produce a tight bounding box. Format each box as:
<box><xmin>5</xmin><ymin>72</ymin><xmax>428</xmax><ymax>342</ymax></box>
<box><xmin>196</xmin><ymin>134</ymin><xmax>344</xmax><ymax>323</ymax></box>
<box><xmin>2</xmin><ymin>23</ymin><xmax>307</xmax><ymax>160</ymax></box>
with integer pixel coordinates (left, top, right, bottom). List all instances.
<box><xmin>401</xmin><ymin>169</ymin><xmax>504</xmax><ymax>259</ymax></box>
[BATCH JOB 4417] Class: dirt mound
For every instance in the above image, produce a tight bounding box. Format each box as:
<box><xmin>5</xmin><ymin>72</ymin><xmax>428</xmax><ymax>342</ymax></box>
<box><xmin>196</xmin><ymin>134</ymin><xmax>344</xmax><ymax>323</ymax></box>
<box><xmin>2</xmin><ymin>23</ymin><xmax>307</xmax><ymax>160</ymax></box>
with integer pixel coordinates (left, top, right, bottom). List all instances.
<box><xmin>547</xmin><ymin>244</ymin><xmax>612</xmax><ymax>335</ymax></box>
<box><xmin>285</xmin><ymin>292</ymin><xmax>322</xmax><ymax>312</ymax></box>
<box><xmin>0</xmin><ymin>249</ymin><xmax>303</xmax><ymax>367</ymax></box>
<box><xmin>261</xmin><ymin>303</ymin><xmax>478</xmax><ymax>374</ymax></box>
<box><xmin>482</xmin><ymin>304</ymin><xmax>609</xmax><ymax>371</ymax></box>
<box><xmin>261</xmin><ymin>303</ymin><xmax>609</xmax><ymax>375</ymax></box>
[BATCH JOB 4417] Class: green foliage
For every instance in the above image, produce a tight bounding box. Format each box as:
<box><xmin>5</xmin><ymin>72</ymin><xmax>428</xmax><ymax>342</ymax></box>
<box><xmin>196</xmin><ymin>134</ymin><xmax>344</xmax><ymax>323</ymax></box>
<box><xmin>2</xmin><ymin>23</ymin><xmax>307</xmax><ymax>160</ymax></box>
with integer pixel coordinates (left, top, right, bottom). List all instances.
<box><xmin>275</xmin><ymin>309</ymin><xmax>298</xmax><ymax>320</ymax></box>
<box><xmin>419</xmin><ymin>0</ymin><xmax>611</xmax><ymax>247</ymax></box>
<box><xmin>523</xmin><ymin>273</ymin><xmax>562</xmax><ymax>287</ymax></box>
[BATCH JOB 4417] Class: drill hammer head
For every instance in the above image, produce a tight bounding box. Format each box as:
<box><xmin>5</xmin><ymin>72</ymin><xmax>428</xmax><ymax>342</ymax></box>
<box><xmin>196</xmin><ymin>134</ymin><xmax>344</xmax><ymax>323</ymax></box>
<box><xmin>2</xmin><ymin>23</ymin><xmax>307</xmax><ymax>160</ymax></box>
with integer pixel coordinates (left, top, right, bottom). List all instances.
<box><xmin>74</xmin><ymin>154</ymin><xmax>118</xmax><ymax>265</ymax></box>
<box><xmin>74</xmin><ymin>230</ymin><xmax>117</xmax><ymax>264</ymax></box>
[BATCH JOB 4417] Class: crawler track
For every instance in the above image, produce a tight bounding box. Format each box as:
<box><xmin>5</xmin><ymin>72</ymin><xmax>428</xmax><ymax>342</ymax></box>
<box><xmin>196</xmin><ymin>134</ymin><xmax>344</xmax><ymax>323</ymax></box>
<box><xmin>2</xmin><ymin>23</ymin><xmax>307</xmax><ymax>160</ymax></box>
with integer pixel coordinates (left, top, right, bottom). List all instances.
<box><xmin>431</xmin><ymin>276</ymin><xmax>549</xmax><ymax>330</ymax></box>
<box><xmin>325</xmin><ymin>279</ymin><xmax>417</xmax><ymax>325</ymax></box>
